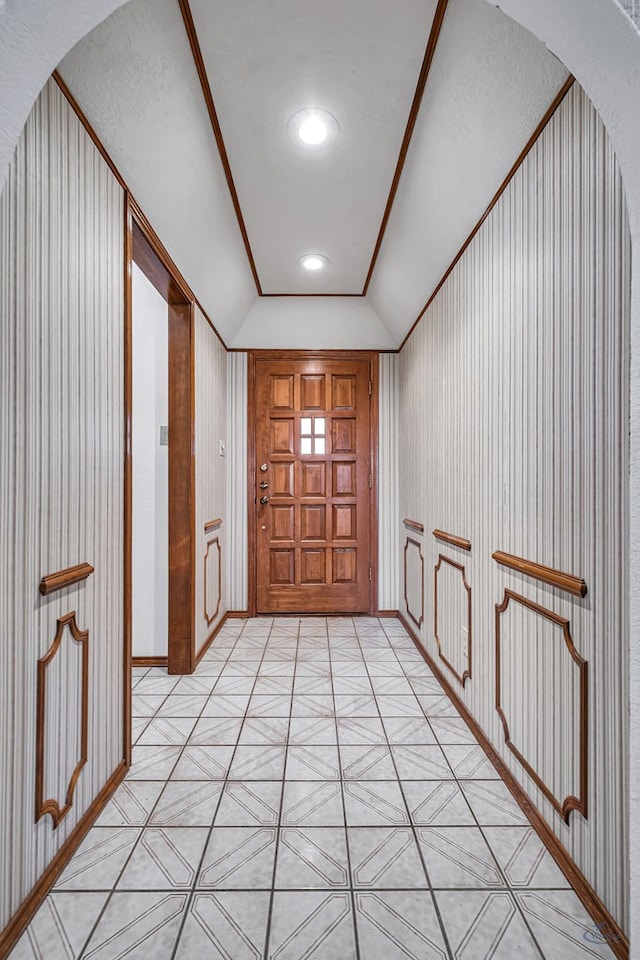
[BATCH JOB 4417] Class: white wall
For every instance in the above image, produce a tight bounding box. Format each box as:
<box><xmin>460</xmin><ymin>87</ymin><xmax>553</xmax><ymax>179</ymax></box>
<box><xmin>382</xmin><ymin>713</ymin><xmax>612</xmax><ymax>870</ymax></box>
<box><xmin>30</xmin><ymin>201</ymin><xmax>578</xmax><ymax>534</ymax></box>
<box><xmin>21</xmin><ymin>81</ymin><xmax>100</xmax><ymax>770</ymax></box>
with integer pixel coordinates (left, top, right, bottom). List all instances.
<box><xmin>398</xmin><ymin>82</ymin><xmax>630</xmax><ymax>931</ymax></box>
<box><xmin>131</xmin><ymin>263</ymin><xmax>168</xmax><ymax>659</ymax></box>
<box><xmin>227</xmin><ymin>352</ymin><xmax>248</xmax><ymax>611</ymax></box>
<box><xmin>0</xmin><ymin>78</ymin><xmax>124</xmax><ymax>936</ymax></box>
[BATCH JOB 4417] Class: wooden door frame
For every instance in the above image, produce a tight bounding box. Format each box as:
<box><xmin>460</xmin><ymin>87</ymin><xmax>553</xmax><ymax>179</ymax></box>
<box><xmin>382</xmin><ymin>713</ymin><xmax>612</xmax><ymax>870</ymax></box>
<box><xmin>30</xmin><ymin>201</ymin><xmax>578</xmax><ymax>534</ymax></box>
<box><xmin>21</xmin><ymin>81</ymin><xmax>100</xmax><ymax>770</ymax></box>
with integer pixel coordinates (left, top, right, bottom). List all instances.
<box><xmin>247</xmin><ymin>350</ymin><xmax>379</xmax><ymax>617</ymax></box>
<box><xmin>125</xmin><ymin>196</ymin><xmax>196</xmax><ymax>676</ymax></box>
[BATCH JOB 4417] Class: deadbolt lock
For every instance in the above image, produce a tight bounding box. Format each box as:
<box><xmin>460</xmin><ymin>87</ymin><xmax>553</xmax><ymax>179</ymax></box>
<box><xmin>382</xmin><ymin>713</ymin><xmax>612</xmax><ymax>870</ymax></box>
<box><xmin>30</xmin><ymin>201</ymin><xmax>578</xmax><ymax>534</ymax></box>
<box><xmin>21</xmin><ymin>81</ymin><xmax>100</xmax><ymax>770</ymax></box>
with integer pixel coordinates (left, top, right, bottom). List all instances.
<box><xmin>260</xmin><ymin>463</ymin><xmax>268</xmax><ymax>472</ymax></box>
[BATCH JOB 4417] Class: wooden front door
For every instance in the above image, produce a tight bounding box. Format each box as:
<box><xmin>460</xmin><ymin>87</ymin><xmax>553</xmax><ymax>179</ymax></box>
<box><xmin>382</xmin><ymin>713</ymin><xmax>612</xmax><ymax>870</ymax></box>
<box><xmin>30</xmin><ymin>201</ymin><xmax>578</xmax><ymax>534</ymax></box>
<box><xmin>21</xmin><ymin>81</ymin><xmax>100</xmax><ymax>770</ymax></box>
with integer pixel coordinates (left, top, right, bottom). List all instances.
<box><xmin>253</xmin><ymin>355</ymin><xmax>375</xmax><ymax>614</ymax></box>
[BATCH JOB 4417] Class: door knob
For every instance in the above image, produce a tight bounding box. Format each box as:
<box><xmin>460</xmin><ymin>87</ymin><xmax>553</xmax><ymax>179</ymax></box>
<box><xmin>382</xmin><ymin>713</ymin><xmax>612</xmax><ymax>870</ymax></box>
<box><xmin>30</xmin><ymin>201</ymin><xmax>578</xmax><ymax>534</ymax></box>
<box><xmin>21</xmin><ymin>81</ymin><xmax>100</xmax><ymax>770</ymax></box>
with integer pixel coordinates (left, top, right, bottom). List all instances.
<box><xmin>259</xmin><ymin>481</ymin><xmax>268</xmax><ymax>489</ymax></box>
<box><xmin>260</xmin><ymin>496</ymin><xmax>269</xmax><ymax>505</ymax></box>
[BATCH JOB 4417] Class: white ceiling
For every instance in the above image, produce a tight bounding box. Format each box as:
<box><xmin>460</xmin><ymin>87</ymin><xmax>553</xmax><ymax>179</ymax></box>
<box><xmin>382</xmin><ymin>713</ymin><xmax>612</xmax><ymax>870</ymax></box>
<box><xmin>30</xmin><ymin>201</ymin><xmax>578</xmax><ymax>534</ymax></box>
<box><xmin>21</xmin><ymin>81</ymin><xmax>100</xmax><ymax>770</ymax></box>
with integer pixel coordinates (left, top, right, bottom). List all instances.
<box><xmin>59</xmin><ymin>0</ymin><xmax>569</xmax><ymax>347</ymax></box>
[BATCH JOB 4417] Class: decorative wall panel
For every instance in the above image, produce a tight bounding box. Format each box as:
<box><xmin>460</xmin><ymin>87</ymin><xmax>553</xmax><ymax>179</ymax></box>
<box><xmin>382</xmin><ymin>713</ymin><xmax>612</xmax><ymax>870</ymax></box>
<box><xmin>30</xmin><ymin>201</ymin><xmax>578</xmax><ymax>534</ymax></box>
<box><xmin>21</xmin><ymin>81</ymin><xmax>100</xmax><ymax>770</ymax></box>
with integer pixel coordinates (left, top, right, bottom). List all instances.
<box><xmin>404</xmin><ymin>536</ymin><xmax>424</xmax><ymax>628</ymax></box>
<box><xmin>495</xmin><ymin>589</ymin><xmax>588</xmax><ymax>823</ymax></box>
<box><xmin>378</xmin><ymin>353</ymin><xmax>400</xmax><ymax>611</ymax></box>
<box><xmin>398</xmin><ymin>84</ymin><xmax>630</xmax><ymax>928</ymax></box>
<box><xmin>0</xmin><ymin>79</ymin><xmax>124</xmax><ymax>935</ymax></box>
<box><xmin>434</xmin><ymin>554</ymin><xmax>472</xmax><ymax>687</ymax></box>
<box><xmin>195</xmin><ymin>307</ymin><xmax>227</xmax><ymax>655</ymax></box>
<box><xmin>227</xmin><ymin>352</ymin><xmax>248</xmax><ymax>611</ymax></box>
<box><xmin>36</xmin><ymin>613</ymin><xmax>89</xmax><ymax>828</ymax></box>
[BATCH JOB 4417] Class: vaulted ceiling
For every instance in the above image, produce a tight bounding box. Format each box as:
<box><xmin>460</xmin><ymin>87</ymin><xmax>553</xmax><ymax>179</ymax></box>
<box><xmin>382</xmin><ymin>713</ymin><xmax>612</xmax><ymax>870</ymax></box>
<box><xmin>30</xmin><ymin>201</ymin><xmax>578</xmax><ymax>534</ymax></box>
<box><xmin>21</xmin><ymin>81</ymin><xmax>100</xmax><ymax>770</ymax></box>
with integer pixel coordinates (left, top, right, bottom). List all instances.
<box><xmin>58</xmin><ymin>0</ymin><xmax>568</xmax><ymax>347</ymax></box>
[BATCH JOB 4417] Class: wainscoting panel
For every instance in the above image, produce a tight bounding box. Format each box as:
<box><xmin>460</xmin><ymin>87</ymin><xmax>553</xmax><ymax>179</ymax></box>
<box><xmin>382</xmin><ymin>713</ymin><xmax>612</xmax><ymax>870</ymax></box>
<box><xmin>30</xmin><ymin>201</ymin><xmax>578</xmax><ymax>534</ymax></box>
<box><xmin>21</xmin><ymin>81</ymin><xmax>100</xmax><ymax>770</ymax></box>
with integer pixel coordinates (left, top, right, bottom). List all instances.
<box><xmin>496</xmin><ymin>590</ymin><xmax>588</xmax><ymax>823</ymax></box>
<box><xmin>0</xmin><ymin>79</ymin><xmax>124</xmax><ymax>937</ymax></box>
<box><xmin>398</xmin><ymin>83</ymin><xmax>630</xmax><ymax>929</ymax></box>
<box><xmin>195</xmin><ymin>307</ymin><xmax>227</xmax><ymax>656</ymax></box>
<box><xmin>227</xmin><ymin>351</ymin><xmax>248</xmax><ymax>611</ymax></box>
<box><xmin>404</xmin><ymin>536</ymin><xmax>424</xmax><ymax>628</ymax></box>
<box><xmin>434</xmin><ymin>554</ymin><xmax>472</xmax><ymax>686</ymax></box>
<box><xmin>378</xmin><ymin>353</ymin><xmax>400</xmax><ymax>611</ymax></box>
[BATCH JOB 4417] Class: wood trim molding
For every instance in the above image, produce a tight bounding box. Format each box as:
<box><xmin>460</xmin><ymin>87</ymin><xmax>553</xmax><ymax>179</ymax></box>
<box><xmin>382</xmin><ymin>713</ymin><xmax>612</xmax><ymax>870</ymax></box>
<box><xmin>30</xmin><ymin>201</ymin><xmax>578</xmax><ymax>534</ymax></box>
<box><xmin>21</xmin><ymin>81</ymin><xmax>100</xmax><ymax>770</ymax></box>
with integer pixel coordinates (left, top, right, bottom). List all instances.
<box><xmin>403</xmin><ymin>518</ymin><xmax>424</xmax><ymax>534</ymax></box>
<box><xmin>434</xmin><ymin>554</ymin><xmax>471</xmax><ymax>686</ymax></box>
<box><xmin>404</xmin><ymin>536</ymin><xmax>425</xmax><ymax>628</ymax></box>
<box><xmin>396</xmin><ymin>611</ymin><xmax>627</xmax><ymax>960</ymax></box>
<box><xmin>35</xmin><ymin>612</ymin><xmax>89</xmax><ymax>828</ymax></box>
<box><xmin>53</xmin><ymin>71</ymin><xmax>227</xmax><ymax>350</ymax></box>
<box><xmin>177</xmin><ymin>0</ymin><xmax>262</xmax><ymax>295</ymax></box>
<box><xmin>362</xmin><ymin>0</ymin><xmax>450</xmax><ymax>294</ymax></box>
<box><xmin>204</xmin><ymin>537</ymin><xmax>222</xmax><ymax>627</ymax></box>
<box><xmin>433</xmin><ymin>528</ymin><xmax>471</xmax><ymax>551</ymax></box>
<box><xmin>204</xmin><ymin>518</ymin><xmax>222</xmax><ymax>533</ymax></box>
<box><xmin>399</xmin><ymin>75</ymin><xmax>576</xmax><ymax>351</ymax></box>
<box><xmin>124</xmin><ymin>195</ymin><xmax>133</xmax><ymax>767</ymax></box>
<box><xmin>495</xmin><ymin>589</ymin><xmax>588</xmax><ymax>824</ymax></box>
<box><xmin>492</xmin><ymin>550</ymin><xmax>587</xmax><ymax>598</ymax></box>
<box><xmin>132</xmin><ymin>656</ymin><xmax>168</xmax><ymax>667</ymax></box>
<box><xmin>196</xmin><ymin>611</ymin><xmax>231</xmax><ymax>665</ymax></box>
<box><xmin>39</xmin><ymin>563</ymin><xmax>94</xmax><ymax>596</ymax></box>
<box><xmin>0</xmin><ymin>761</ymin><xmax>127</xmax><ymax>958</ymax></box>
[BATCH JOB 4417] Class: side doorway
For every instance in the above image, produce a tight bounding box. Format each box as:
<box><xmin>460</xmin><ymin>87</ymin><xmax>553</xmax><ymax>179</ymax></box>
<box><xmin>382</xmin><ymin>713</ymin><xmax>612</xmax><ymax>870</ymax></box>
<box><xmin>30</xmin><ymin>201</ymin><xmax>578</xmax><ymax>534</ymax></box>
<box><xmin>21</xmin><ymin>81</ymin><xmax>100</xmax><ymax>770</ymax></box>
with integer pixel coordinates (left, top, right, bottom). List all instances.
<box><xmin>249</xmin><ymin>352</ymin><xmax>378</xmax><ymax>615</ymax></box>
<box><xmin>126</xmin><ymin>202</ymin><xmax>196</xmax><ymax>675</ymax></box>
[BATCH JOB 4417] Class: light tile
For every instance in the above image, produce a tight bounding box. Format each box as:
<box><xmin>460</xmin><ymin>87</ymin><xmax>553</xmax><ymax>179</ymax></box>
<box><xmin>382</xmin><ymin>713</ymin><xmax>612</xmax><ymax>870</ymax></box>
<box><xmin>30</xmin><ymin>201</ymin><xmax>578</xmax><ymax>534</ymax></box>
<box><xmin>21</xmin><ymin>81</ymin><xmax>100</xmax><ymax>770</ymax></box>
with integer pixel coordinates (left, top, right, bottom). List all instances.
<box><xmin>291</xmin><ymin>696</ymin><xmax>335</xmax><ymax>718</ymax></box>
<box><xmin>212</xmin><ymin>677</ymin><xmax>256</xmax><ymax>695</ymax></box>
<box><xmin>214</xmin><ymin>781</ymin><xmax>282</xmax><ymax>826</ymax></box>
<box><xmin>239</xmin><ymin>717</ymin><xmax>289</xmax><ymax>745</ymax></box>
<box><xmin>336</xmin><ymin>718</ymin><xmax>386</xmax><ymax>745</ymax></box>
<box><xmin>132</xmin><ymin>716</ymin><xmax>150</xmax><ymax>744</ymax></box>
<box><xmin>289</xmin><ymin>718</ymin><xmax>338</xmax><ymax>745</ymax></box>
<box><xmin>460</xmin><ymin>781</ymin><xmax>529</xmax><ymax>826</ymax></box>
<box><xmin>332</xmin><ymin>676</ymin><xmax>373</xmax><ymax>695</ymax></box>
<box><xmin>171</xmin><ymin>746</ymin><xmax>234</xmax><ymax>780</ymax></box>
<box><xmin>117</xmin><ymin>827</ymin><xmax>209</xmax><ymax>889</ymax></box>
<box><xmin>202</xmin><ymin>695</ymin><xmax>251</xmax><ymax>717</ymax></box>
<box><xmin>127</xmin><ymin>745</ymin><xmax>181</xmax><ymax>780</ymax></box>
<box><xmin>54</xmin><ymin>827</ymin><xmax>139</xmax><ymax>890</ymax></box>
<box><xmin>9</xmin><ymin>892</ymin><xmax>108</xmax><ymax>960</ymax></box>
<box><xmin>484</xmin><ymin>827</ymin><xmax>571</xmax><ymax>888</ymax></box>
<box><xmin>417</xmin><ymin>827</ymin><xmax>504</xmax><ymax>888</ymax></box>
<box><xmin>80</xmin><ymin>891</ymin><xmax>187</xmax><ymax>958</ymax></box>
<box><xmin>340</xmin><ymin>744</ymin><xmax>397</xmax><ymax>780</ymax></box>
<box><xmin>376</xmin><ymin>695</ymin><xmax>423</xmax><ymax>717</ymax></box>
<box><xmin>275</xmin><ymin>828</ymin><xmax>349</xmax><ymax>888</ymax></box>
<box><xmin>198</xmin><ymin>827</ymin><xmax>277</xmax><ymax>889</ymax></box>
<box><xmin>134</xmin><ymin>677</ymin><xmax>179</xmax><ymax>696</ymax></box>
<box><xmin>516</xmin><ymin>890</ymin><xmax>621</xmax><ymax>958</ymax></box>
<box><xmin>382</xmin><ymin>717</ymin><xmax>437</xmax><ymax>745</ymax></box>
<box><xmin>418</xmin><ymin>695</ymin><xmax>460</xmax><ymax>717</ymax></box>
<box><xmin>429</xmin><ymin>717</ymin><xmax>478</xmax><ymax>744</ymax></box>
<box><xmin>334</xmin><ymin>696</ymin><xmax>379</xmax><ymax>718</ymax></box>
<box><xmin>174</xmin><ymin>892</ymin><xmax>270</xmax><ymax>959</ymax></box>
<box><xmin>96</xmin><ymin>780</ymin><xmax>165</xmax><ymax>827</ymax></box>
<box><xmin>408</xmin><ymin>676</ymin><xmax>443</xmax><ymax>696</ymax></box>
<box><xmin>268</xmin><ymin>892</ymin><xmax>356</xmax><ymax>960</ymax></box>
<box><xmin>188</xmin><ymin>717</ymin><xmax>243</xmax><ymax>745</ymax></box>
<box><xmin>171</xmin><ymin>676</ymin><xmax>219</xmax><ymax>695</ymax></box>
<box><xmin>435</xmin><ymin>890</ymin><xmax>543</xmax><ymax>958</ymax></box>
<box><xmin>294</xmin><ymin>675</ymin><xmax>333</xmax><ymax>695</ymax></box>
<box><xmin>391</xmin><ymin>744</ymin><xmax>453</xmax><ymax>780</ymax></box>
<box><xmin>149</xmin><ymin>780</ymin><xmax>223</xmax><ymax>827</ymax></box>
<box><xmin>440</xmin><ymin>743</ymin><xmax>501</xmax><ymax>779</ymax></box>
<box><xmin>156</xmin><ymin>695</ymin><xmax>207</xmax><ymax>718</ymax></box>
<box><xmin>354</xmin><ymin>890</ymin><xmax>448</xmax><ymax>960</ymax></box>
<box><xmin>259</xmin><ymin>661</ymin><xmax>296</xmax><ymax>676</ymax></box>
<box><xmin>367</xmin><ymin>662</ymin><xmax>404</xmax><ymax>677</ymax></box>
<box><xmin>348</xmin><ymin>827</ymin><xmax>428</xmax><ymax>888</ymax></box>
<box><xmin>369</xmin><ymin>676</ymin><xmax>414</xmax><ymax>696</ymax></box>
<box><xmin>132</xmin><ymin>695</ymin><xmax>166</xmax><ymax>718</ymax></box>
<box><xmin>282</xmin><ymin>781</ymin><xmax>346</xmax><ymax>827</ymax></box>
<box><xmin>137</xmin><ymin>717</ymin><xmax>196</xmax><ymax>745</ymax></box>
<box><xmin>253</xmin><ymin>676</ymin><xmax>294</xmax><ymax>695</ymax></box>
<box><xmin>286</xmin><ymin>745</ymin><xmax>340</xmax><ymax>780</ymax></box>
<box><xmin>246</xmin><ymin>695</ymin><xmax>292</xmax><ymax>718</ymax></box>
<box><xmin>343</xmin><ymin>781</ymin><xmax>410</xmax><ymax>826</ymax></box>
<box><xmin>403</xmin><ymin>780</ymin><xmax>476</xmax><ymax>826</ymax></box>
<box><xmin>228</xmin><ymin>746</ymin><xmax>287</xmax><ymax>780</ymax></box>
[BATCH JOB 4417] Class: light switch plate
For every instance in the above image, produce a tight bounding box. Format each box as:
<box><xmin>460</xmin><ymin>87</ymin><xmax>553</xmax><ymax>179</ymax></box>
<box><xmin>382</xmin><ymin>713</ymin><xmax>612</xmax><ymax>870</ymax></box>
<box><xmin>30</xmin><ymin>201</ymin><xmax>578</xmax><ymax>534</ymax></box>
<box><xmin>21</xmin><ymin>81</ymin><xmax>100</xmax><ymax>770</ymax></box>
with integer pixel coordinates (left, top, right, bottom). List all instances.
<box><xmin>160</xmin><ymin>425</ymin><xmax>168</xmax><ymax>446</ymax></box>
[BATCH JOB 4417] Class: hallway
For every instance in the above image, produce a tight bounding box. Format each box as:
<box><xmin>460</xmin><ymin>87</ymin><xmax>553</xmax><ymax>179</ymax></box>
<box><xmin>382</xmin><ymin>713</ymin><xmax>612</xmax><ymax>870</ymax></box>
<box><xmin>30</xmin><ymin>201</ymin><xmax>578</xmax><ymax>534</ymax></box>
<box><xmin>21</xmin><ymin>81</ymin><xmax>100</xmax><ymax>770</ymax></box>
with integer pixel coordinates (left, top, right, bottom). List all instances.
<box><xmin>11</xmin><ymin>617</ymin><xmax>616</xmax><ymax>959</ymax></box>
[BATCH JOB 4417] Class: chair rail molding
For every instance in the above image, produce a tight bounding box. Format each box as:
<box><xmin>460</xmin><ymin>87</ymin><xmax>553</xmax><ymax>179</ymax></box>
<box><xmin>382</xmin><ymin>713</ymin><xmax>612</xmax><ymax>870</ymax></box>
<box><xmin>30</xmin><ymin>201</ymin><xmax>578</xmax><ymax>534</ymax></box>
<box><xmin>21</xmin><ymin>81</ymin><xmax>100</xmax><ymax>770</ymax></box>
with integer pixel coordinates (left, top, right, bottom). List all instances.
<box><xmin>434</xmin><ymin>553</ymin><xmax>472</xmax><ymax>686</ymax></box>
<box><xmin>492</xmin><ymin>550</ymin><xmax>587</xmax><ymax>598</ymax></box>
<box><xmin>35</xmin><ymin>612</ymin><xmax>89</xmax><ymax>829</ymax></box>
<box><xmin>495</xmin><ymin>589</ymin><xmax>588</xmax><ymax>823</ymax></box>
<box><xmin>39</xmin><ymin>563</ymin><xmax>94</xmax><ymax>596</ymax></box>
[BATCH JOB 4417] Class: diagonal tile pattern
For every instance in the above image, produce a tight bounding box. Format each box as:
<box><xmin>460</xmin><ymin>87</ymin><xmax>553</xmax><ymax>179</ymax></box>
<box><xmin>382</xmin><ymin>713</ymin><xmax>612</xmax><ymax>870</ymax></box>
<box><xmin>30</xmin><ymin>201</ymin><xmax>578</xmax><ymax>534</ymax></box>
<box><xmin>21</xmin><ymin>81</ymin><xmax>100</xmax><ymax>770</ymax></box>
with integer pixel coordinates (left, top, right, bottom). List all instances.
<box><xmin>11</xmin><ymin>616</ymin><xmax>617</xmax><ymax>959</ymax></box>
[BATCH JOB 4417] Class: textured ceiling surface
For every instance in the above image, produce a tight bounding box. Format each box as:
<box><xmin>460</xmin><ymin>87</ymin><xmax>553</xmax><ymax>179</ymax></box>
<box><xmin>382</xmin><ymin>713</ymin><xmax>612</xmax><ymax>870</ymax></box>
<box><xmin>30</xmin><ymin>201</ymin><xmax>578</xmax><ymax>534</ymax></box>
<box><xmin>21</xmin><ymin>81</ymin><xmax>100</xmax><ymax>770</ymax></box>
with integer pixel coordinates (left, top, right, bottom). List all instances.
<box><xmin>59</xmin><ymin>0</ymin><xmax>569</xmax><ymax>347</ymax></box>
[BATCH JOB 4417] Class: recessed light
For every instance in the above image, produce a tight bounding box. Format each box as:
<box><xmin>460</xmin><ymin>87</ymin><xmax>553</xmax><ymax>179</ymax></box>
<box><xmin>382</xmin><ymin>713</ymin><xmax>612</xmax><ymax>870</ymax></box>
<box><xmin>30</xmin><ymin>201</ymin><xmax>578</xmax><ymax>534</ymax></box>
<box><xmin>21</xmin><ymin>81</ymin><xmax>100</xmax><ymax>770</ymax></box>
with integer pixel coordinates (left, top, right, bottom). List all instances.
<box><xmin>298</xmin><ymin>254</ymin><xmax>329</xmax><ymax>271</ymax></box>
<box><xmin>287</xmin><ymin>109</ymin><xmax>339</xmax><ymax>149</ymax></box>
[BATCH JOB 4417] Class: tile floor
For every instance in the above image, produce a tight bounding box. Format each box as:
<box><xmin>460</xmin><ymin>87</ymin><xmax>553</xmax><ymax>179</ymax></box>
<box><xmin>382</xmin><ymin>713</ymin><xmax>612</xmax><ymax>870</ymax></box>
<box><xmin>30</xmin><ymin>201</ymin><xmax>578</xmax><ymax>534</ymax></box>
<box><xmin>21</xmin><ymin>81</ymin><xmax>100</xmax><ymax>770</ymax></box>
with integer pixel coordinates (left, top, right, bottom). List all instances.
<box><xmin>11</xmin><ymin>617</ymin><xmax>618</xmax><ymax>959</ymax></box>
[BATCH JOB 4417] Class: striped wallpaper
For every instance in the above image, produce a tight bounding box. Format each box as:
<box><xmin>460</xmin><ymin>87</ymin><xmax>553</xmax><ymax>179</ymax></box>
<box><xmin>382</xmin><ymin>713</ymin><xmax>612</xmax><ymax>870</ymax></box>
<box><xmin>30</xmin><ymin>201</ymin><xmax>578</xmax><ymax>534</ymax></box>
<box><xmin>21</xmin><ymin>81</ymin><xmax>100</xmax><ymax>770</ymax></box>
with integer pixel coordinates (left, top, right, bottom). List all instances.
<box><xmin>397</xmin><ymin>82</ymin><xmax>630</xmax><ymax>929</ymax></box>
<box><xmin>0</xmin><ymin>79</ymin><xmax>125</xmax><ymax>935</ymax></box>
<box><xmin>195</xmin><ymin>307</ymin><xmax>228</xmax><ymax>654</ymax></box>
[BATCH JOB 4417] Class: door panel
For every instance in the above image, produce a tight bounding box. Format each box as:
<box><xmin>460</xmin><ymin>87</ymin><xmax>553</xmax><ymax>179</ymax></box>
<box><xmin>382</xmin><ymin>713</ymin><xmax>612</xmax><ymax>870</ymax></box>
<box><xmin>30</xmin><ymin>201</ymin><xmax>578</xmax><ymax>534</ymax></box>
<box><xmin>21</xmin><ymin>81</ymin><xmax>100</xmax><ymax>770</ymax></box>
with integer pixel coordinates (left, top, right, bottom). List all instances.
<box><xmin>255</xmin><ymin>357</ymin><xmax>373</xmax><ymax>613</ymax></box>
